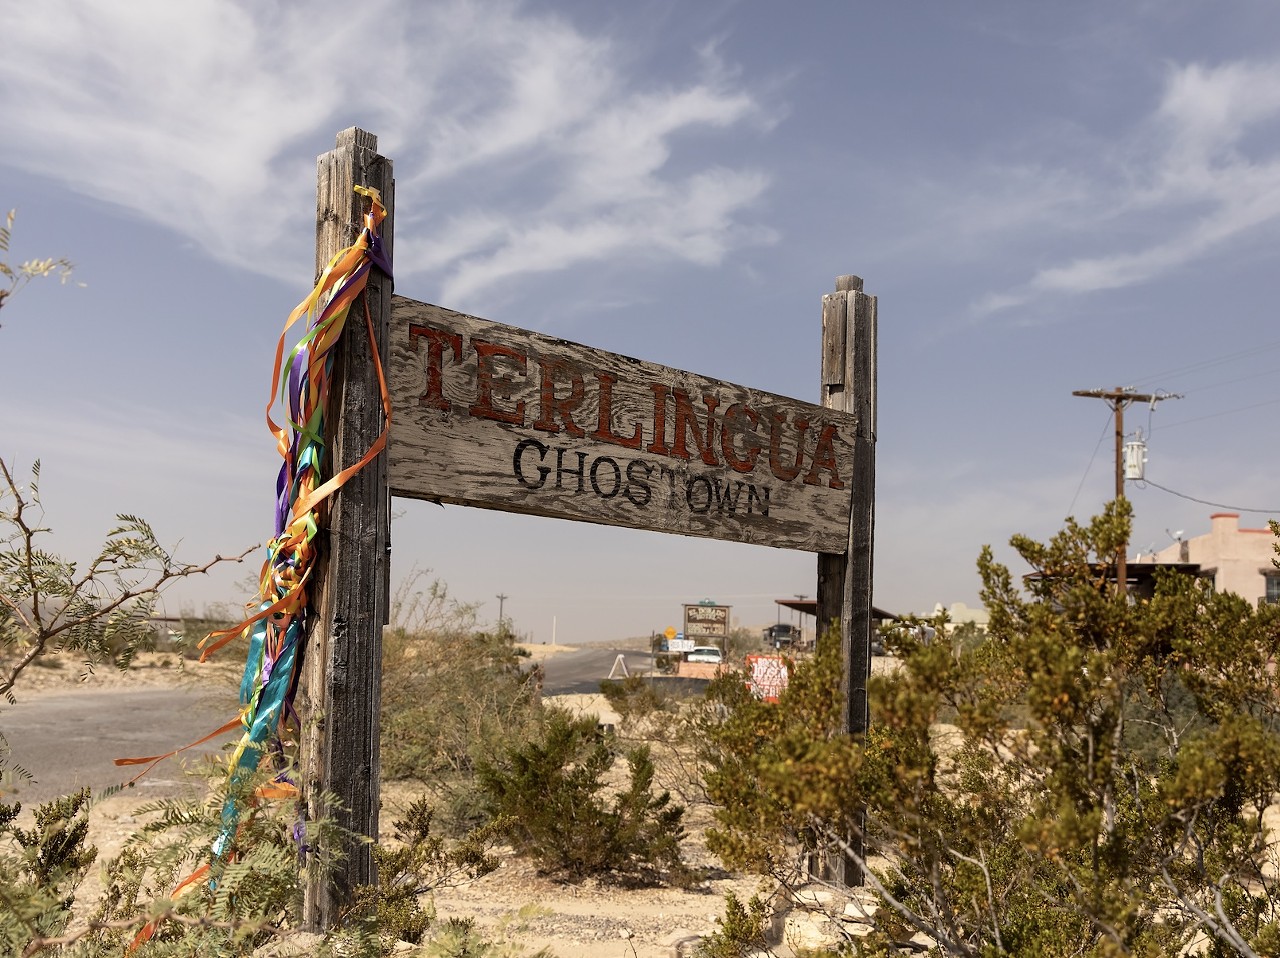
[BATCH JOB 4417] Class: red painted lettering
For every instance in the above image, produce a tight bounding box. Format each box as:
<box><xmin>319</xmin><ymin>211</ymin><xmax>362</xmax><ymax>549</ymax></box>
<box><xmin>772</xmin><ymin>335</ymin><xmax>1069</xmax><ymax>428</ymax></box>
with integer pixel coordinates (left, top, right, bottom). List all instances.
<box><xmin>671</xmin><ymin>390</ymin><xmax>720</xmax><ymax>466</ymax></box>
<box><xmin>409</xmin><ymin>324</ymin><xmax>462</xmax><ymax>411</ymax></box>
<box><xmin>468</xmin><ymin>339</ymin><xmax>527</xmax><ymax>425</ymax></box>
<box><xmin>803</xmin><ymin>423</ymin><xmax>845</xmax><ymax>488</ymax></box>
<box><xmin>647</xmin><ymin>384</ymin><xmax>671</xmax><ymax>456</ymax></box>
<box><xmin>531</xmin><ymin>357</ymin><xmax>586</xmax><ymax>437</ymax></box>
<box><xmin>589</xmin><ymin>371</ymin><xmax>643</xmax><ymax>449</ymax></box>
<box><xmin>720</xmin><ymin>403</ymin><xmax>761</xmax><ymax>473</ymax></box>
<box><xmin>768</xmin><ymin>413</ymin><xmax>807</xmax><ymax>481</ymax></box>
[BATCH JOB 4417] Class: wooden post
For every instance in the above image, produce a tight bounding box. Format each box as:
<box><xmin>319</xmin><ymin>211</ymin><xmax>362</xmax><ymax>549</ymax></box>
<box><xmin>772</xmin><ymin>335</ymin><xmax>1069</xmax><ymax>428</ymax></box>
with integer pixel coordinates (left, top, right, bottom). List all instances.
<box><xmin>300</xmin><ymin>128</ymin><xmax>394</xmax><ymax>928</ymax></box>
<box><xmin>815</xmin><ymin>274</ymin><xmax>877</xmax><ymax>886</ymax></box>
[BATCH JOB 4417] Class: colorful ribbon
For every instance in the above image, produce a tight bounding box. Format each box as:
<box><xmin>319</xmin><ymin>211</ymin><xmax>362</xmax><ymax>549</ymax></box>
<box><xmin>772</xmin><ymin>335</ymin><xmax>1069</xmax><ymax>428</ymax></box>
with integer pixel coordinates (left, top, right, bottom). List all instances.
<box><xmin>120</xmin><ymin>185</ymin><xmax>391</xmax><ymax>947</ymax></box>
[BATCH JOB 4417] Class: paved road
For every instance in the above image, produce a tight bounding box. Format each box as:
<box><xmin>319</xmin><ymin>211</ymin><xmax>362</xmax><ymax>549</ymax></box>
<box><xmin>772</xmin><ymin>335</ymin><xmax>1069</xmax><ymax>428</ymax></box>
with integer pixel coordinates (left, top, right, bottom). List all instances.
<box><xmin>2</xmin><ymin>687</ymin><xmax>240</xmax><ymax>806</ymax></box>
<box><xmin>1</xmin><ymin>647</ymin><xmax>655</xmax><ymax>806</ymax></box>
<box><xmin>538</xmin><ymin>646</ymin><xmax>655</xmax><ymax>694</ymax></box>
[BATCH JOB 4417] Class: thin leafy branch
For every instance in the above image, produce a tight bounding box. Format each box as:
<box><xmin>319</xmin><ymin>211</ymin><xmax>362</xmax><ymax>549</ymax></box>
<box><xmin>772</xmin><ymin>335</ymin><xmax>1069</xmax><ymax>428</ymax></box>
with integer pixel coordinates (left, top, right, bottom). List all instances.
<box><xmin>0</xmin><ymin>209</ymin><xmax>80</xmax><ymax>326</ymax></box>
<box><xmin>15</xmin><ymin>907</ymin><xmax>285</xmax><ymax>958</ymax></box>
<box><xmin>0</xmin><ymin>456</ymin><xmax>254</xmax><ymax>700</ymax></box>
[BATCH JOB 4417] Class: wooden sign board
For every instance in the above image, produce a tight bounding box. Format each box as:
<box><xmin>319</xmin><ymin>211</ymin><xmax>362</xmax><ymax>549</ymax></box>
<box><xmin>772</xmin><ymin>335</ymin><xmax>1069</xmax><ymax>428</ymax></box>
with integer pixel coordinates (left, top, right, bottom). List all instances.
<box><xmin>388</xmin><ymin>295</ymin><xmax>859</xmax><ymax>553</ymax></box>
<box><xmin>684</xmin><ymin>603</ymin><xmax>731</xmax><ymax>640</ymax></box>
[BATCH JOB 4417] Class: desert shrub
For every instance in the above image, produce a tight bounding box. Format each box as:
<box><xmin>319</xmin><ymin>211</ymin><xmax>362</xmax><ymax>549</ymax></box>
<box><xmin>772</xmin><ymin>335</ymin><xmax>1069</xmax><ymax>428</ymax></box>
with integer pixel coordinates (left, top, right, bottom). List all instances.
<box><xmin>349</xmin><ymin>795</ymin><xmax>508</xmax><ymax>954</ymax></box>
<box><xmin>699</xmin><ymin>627</ymin><xmax>860</xmax><ymax>883</ymax></box>
<box><xmin>477</xmin><ymin>707</ymin><xmax>689</xmax><ymax>884</ymax></box>
<box><xmin>0</xmin><ymin>460</ymin><xmax>249</xmax><ymax>701</ymax></box>
<box><xmin>723</xmin><ymin>625</ymin><xmax>765</xmax><ymax>662</ymax></box>
<box><xmin>83</xmin><ymin>769</ymin><xmax>323</xmax><ymax>955</ymax></box>
<box><xmin>597</xmin><ymin>675</ymin><xmax>721</xmax><ymax>812</ymax></box>
<box><xmin>0</xmin><ymin>761</ymin><xmax>337</xmax><ymax>957</ymax></box>
<box><xmin>700</xmin><ymin>502</ymin><xmax>1280</xmax><ymax>955</ymax></box>
<box><xmin>695</xmin><ymin>891</ymin><xmax>770</xmax><ymax>958</ymax></box>
<box><xmin>381</xmin><ymin>624</ymin><xmax>539</xmax><ymax>778</ymax></box>
<box><xmin>0</xmin><ymin>456</ymin><xmax>247</xmax><ymax>788</ymax></box>
<box><xmin>0</xmin><ymin>766</ymin><xmax>559</xmax><ymax>958</ymax></box>
<box><xmin>418</xmin><ymin>915</ymin><xmax>555</xmax><ymax>958</ymax></box>
<box><xmin>380</xmin><ymin>625</ymin><xmax>542</xmax><ymax>823</ymax></box>
<box><xmin>0</xmin><ymin>788</ymin><xmax>97</xmax><ymax>951</ymax></box>
<box><xmin>379</xmin><ymin>578</ymin><xmax>543</xmax><ymax>829</ymax></box>
<box><xmin>599</xmin><ymin>673</ymin><xmax>668</xmax><ymax>727</ymax></box>
<box><xmin>174</xmin><ymin>602</ymin><xmax>242</xmax><ymax>661</ymax></box>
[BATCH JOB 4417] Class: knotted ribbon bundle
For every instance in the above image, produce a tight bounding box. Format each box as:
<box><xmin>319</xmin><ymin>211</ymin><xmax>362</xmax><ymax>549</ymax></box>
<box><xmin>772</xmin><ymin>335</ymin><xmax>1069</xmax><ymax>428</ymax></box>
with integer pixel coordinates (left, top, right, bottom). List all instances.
<box><xmin>119</xmin><ymin>185</ymin><xmax>391</xmax><ymax>945</ymax></box>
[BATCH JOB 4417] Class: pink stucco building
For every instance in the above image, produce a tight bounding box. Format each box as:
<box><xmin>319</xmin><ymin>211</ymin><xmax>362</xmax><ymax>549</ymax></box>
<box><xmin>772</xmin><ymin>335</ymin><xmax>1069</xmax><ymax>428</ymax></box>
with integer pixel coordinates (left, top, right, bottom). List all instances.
<box><xmin>1138</xmin><ymin>513</ymin><xmax>1279</xmax><ymax>606</ymax></box>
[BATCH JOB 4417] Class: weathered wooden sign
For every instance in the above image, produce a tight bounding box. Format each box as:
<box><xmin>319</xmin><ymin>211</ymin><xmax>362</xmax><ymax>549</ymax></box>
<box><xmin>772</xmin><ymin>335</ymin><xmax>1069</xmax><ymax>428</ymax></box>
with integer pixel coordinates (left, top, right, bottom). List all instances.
<box><xmin>302</xmin><ymin>131</ymin><xmax>876</xmax><ymax>922</ymax></box>
<box><xmin>683</xmin><ymin>602</ymin><xmax>731</xmax><ymax>639</ymax></box>
<box><xmin>388</xmin><ymin>296</ymin><xmax>859</xmax><ymax>553</ymax></box>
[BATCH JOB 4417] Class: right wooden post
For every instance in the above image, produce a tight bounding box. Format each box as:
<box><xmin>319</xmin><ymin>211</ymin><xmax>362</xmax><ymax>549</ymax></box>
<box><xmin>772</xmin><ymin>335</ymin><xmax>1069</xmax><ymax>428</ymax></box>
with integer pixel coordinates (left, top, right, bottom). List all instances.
<box><xmin>816</xmin><ymin>273</ymin><xmax>877</xmax><ymax>887</ymax></box>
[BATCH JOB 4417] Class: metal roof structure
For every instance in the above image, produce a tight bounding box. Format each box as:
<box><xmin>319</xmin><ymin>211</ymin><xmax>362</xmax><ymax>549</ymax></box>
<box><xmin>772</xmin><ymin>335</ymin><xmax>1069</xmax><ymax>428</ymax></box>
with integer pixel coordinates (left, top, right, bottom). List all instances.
<box><xmin>774</xmin><ymin>597</ymin><xmax>897</xmax><ymax>622</ymax></box>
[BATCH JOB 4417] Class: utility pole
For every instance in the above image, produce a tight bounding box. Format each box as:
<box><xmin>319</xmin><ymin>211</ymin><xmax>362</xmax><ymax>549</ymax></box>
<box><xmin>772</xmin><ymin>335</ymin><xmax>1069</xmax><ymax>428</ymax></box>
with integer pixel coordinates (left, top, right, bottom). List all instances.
<box><xmin>496</xmin><ymin>592</ymin><xmax>508</xmax><ymax>629</ymax></box>
<box><xmin>1072</xmin><ymin>387</ymin><xmax>1180</xmax><ymax>595</ymax></box>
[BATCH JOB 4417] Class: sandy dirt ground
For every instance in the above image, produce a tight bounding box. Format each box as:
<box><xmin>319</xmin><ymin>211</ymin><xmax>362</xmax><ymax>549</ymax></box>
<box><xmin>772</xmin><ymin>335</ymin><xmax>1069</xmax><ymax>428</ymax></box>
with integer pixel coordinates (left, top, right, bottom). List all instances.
<box><xmin>3</xmin><ymin>647</ymin><xmax>808</xmax><ymax>957</ymax></box>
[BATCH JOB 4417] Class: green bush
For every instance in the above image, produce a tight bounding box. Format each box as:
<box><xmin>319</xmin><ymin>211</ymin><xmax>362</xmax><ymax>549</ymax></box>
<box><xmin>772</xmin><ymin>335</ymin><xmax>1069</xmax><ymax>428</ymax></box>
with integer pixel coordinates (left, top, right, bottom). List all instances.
<box><xmin>477</xmin><ymin>708</ymin><xmax>689</xmax><ymax>884</ymax></box>
<box><xmin>0</xmin><ymin>788</ymin><xmax>97</xmax><ymax>951</ymax></box>
<box><xmin>599</xmin><ymin>673</ymin><xmax>668</xmax><ymax>727</ymax></box>
<box><xmin>700</xmin><ymin>502</ymin><xmax>1280</xmax><ymax>955</ymax></box>
<box><xmin>695</xmin><ymin>891</ymin><xmax>770</xmax><ymax>958</ymax></box>
<box><xmin>380</xmin><ymin>604</ymin><xmax>543</xmax><ymax>831</ymax></box>
<box><xmin>349</xmin><ymin>796</ymin><xmax>507</xmax><ymax>954</ymax></box>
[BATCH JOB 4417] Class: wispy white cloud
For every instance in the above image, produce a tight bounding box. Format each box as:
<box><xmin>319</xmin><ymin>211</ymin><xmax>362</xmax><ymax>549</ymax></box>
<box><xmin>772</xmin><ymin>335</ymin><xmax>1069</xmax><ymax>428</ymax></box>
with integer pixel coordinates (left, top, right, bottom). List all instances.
<box><xmin>0</xmin><ymin>0</ymin><xmax>773</xmax><ymax>309</ymax></box>
<box><xmin>971</xmin><ymin>58</ymin><xmax>1280</xmax><ymax>316</ymax></box>
<box><xmin>0</xmin><ymin>400</ymin><xmax>268</xmax><ymax>585</ymax></box>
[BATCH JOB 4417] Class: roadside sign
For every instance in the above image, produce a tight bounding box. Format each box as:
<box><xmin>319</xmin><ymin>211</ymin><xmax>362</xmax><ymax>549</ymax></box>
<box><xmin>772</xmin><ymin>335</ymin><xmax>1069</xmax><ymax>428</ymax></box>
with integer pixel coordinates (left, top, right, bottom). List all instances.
<box><xmin>745</xmin><ymin>654</ymin><xmax>790</xmax><ymax>702</ymax></box>
<box><xmin>684</xmin><ymin>602</ymin><xmax>730</xmax><ymax>640</ymax></box>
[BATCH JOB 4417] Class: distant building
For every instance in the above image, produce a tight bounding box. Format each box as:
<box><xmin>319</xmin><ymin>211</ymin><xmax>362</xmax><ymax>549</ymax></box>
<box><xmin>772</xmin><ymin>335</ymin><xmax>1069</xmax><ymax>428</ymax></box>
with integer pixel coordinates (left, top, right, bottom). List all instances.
<box><xmin>931</xmin><ymin>601</ymin><xmax>989</xmax><ymax>633</ymax></box>
<box><xmin>1136</xmin><ymin>513</ymin><xmax>1278</xmax><ymax>606</ymax></box>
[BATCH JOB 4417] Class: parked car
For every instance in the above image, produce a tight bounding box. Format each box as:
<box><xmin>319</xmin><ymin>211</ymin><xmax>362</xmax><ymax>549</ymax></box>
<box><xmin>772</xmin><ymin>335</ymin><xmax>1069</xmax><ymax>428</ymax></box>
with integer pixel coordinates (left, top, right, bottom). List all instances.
<box><xmin>686</xmin><ymin>646</ymin><xmax>724</xmax><ymax>664</ymax></box>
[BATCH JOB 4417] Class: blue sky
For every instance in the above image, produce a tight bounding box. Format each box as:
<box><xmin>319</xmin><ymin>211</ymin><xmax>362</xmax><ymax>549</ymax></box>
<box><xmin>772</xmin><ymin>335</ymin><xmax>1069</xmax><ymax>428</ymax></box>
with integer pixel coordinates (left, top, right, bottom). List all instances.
<box><xmin>3</xmin><ymin>1</ymin><xmax>1280</xmax><ymax>644</ymax></box>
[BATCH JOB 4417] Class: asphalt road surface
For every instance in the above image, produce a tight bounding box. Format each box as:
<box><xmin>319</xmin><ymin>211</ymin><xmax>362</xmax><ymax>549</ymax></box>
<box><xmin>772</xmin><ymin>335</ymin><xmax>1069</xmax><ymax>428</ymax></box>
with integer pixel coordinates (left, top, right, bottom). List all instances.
<box><xmin>3</xmin><ymin>687</ymin><xmax>240</xmax><ymax>806</ymax></box>
<box><xmin>2</xmin><ymin>646</ymin><xmax>654</xmax><ymax>806</ymax></box>
<box><xmin>537</xmin><ymin>646</ymin><xmax>655</xmax><ymax>694</ymax></box>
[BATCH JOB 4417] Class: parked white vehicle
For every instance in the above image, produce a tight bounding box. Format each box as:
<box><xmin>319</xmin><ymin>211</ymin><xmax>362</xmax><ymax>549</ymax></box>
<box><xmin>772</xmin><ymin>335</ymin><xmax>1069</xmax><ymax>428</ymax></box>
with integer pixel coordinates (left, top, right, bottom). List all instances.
<box><xmin>686</xmin><ymin>646</ymin><xmax>724</xmax><ymax>664</ymax></box>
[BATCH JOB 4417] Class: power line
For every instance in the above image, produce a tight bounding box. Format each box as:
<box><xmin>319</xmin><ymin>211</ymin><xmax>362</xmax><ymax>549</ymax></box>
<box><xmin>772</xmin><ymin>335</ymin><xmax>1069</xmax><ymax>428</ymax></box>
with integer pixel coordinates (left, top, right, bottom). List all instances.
<box><xmin>1135</xmin><ymin>478</ymin><xmax>1280</xmax><ymax>515</ymax></box>
<box><xmin>1153</xmin><ymin>397</ymin><xmax>1280</xmax><ymax>431</ymax></box>
<box><xmin>1066</xmin><ymin>411</ymin><xmax>1113</xmax><ymax>518</ymax></box>
<box><xmin>1184</xmin><ymin>366</ymin><xmax>1280</xmax><ymax>393</ymax></box>
<box><xmin>1128</xmin><ymin>340</ymin><xmax>1280</xmax><ymax>390</ymax></box>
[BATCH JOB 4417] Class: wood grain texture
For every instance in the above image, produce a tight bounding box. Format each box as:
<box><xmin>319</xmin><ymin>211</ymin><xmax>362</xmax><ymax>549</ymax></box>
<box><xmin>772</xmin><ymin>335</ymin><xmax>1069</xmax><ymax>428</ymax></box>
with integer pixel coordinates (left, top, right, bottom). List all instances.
<box><xmin>387</xmin><ymin>296</ymin><xmax>859</xmax><ymax>553</ymax></box>
<box><xmin>815</xmin><ymin>277</ymin><xmax>877</xmax><ymax>889</ymax></box>
<box><xmin>300</xmin><ymin>128</ymin><xmax>393</xmax><ymax>929</ymax></box>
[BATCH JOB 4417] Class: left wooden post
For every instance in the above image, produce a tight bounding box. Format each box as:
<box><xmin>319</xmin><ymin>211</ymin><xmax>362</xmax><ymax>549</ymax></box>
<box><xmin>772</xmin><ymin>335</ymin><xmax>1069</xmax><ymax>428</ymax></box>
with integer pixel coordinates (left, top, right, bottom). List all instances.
<box><xmin>300</xmin><ymin>127</ymin><xmax>394</xmax><ymax>929</ymax></box>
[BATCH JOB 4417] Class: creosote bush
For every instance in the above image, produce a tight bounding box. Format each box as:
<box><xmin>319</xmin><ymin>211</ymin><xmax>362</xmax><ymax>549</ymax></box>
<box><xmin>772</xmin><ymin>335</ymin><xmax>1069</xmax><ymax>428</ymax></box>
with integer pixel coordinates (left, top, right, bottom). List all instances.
<box><xmin>702</xmin><ymin>501</ymin><xmax>1280</xmax><ymax>956</ymax></box>
<box><xmin>379</xmin><ymin>576</ymin><xmax>542</xmax><ymax>808</ymax></box>
<box><xmin>599</xmin><ymin>673</ymin><xmax>670</xmax><ymax>728</ymax></box>
<box><xmin>695</xmin><ymin>891</ymin><xmax>770</xmax><ymax>958</ymax></box>
<box><xmin>478</xmin><ymin>707</ymin><xmax>692</xmax><ymax>885</ymax></box>
<box><xmin>349</xmin><ymin>795</ymin><xmax>509</xmax><ymax>953</ymax></box>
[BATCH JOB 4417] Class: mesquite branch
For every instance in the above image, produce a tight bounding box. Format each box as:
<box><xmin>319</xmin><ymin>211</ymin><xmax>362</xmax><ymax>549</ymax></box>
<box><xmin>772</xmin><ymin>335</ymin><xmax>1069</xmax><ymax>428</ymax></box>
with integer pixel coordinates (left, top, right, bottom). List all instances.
<box><xmin>1</xmin><ymin>456</ymin><xmax>254</xmax><ymax>699</ymax></box>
